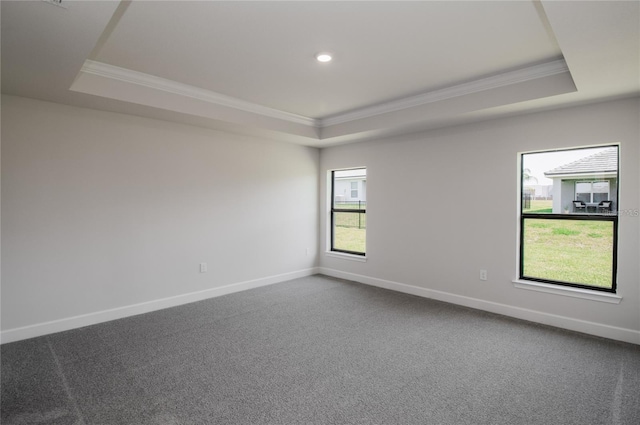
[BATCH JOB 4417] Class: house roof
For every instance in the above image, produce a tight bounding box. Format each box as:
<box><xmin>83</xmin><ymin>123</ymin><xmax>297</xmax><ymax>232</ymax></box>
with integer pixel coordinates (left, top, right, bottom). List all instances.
<box><xmin>544</xmin><ymin>147</ymin><xmax>618</xmax><ymax>177</ymax></box>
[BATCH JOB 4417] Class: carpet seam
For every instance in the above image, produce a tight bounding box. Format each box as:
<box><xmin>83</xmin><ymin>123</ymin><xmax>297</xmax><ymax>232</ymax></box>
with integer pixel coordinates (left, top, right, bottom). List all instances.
<box><xmin>611</xmin><ymin>355</ymin><xmax>624</xmax><ymax>425</ymax></box>
<box><xmin>47</xmin><ymin>337</ymin><xmax>87</xmax><ymax>425</ymax></box>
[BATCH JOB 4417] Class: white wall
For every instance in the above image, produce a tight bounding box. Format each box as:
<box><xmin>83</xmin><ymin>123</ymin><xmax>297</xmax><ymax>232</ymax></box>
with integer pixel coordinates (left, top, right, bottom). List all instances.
<box><xmin>3</xmin><ymin>95</ymin><xmax>639</xmax><ymax>345</ymax></box>
<box><xmin>320</xmin><ymin>98</ymin><xmax>640</xmax><ymax>343</ymax></box>
<box><xmin>1</xmin><ymin>95</ymin><xmax>319</xmax><ymax>339</ymax></box>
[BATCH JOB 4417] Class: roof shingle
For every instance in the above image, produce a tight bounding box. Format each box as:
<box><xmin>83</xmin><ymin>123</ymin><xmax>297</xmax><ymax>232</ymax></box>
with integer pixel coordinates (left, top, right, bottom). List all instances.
<box><xmin>544</xmin><ymin>147</ymin><xmax>618</xmax><ymax>176</ymax></box>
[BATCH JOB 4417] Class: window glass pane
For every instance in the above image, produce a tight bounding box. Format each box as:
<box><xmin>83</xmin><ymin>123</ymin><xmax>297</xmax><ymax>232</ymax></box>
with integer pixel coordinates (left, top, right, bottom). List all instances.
<box><xmin>576</xmin><ymin>193</ymin><xmax>591</xmax><ymax>203</ymax></box>
<box><xmin>522</xmin><ymin>218</ymin><xmax>613</xmax><ymax>289</ymax></box>
<box><xmin>350</xmin><ymin>181</ymin><xmax>358</xmax><ymax>198</ymax></box>
<box><xmin>520</xmin><ymin>146</ymin><xmax>617</xmax><ymax>292</ymax></box>
<box><xmin>334</xmin><ymin>169</ymin><xmax>366</xmax><ymax>179</ymax></box>
<box><xmin>522</xmin><ymin>147</ymin><xmax>617</xmax><ymax>215</ymax></box>
<box><xmin>333</xmin><ymin>168</ymin><xmax>366</xmax><ymax>208</ymax></box>
<box><xmin>333</xmin><ymin>212</ymin><xmax>366</xmax><ymax>253</ymax></box>
<box><xmin>335</xmin><ymin>200</ymin><xmax>366</xmax><ymax>210</ymax></box>
<box><xmin>332</xmin><ymin>168</ymin><xmax>366</xmax><ymax>255</ymax></box>
<box><xmin>575</xmin><ymin>182</ymin><xmax>591</xmax><ymax>192</ymax></box>
<box><xmin>593</xmin><ymin>193</ymin><xmax>609</xmax><ymax>203</ymax></box>
<box><xmin>592</xmin><ymin>181</ymin><xmax>609</xmax><ymax>193</ymax></box>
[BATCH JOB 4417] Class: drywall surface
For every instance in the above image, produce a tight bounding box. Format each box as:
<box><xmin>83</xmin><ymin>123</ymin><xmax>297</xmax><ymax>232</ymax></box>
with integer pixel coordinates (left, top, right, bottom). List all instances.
<box><xmin>320</xmin><ymin>97</ymin><xmax>640</xmax><ymax>341</ymax></box>
<box><xmin>1</xmin><ymin>95</ymin><xmax>319</xmax><ymax>333</ymax></box>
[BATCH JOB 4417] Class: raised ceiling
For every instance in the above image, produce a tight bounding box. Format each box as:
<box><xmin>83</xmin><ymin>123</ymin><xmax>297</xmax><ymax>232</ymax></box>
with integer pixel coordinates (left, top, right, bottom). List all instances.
<box><xmin>2</xmin><ymin>1</ymin><xmax>639</xmax><ymax>147</ymax></box>
<box><xmin>93</xmin><ymin>1</ymin><xmax>563</xmax><ymax>119</ymax></box>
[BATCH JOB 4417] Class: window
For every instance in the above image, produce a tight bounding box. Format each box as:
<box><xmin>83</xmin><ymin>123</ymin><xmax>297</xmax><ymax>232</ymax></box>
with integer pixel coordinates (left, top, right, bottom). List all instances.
<box><xmin>575</xmin><ymin>181</ymin><xmax>610</xmax><ymax>203</ymax></box>
<box><xmin>520</xmin><ymin>146</ymin><xmax>618</xmax><ymax>292</ymax></box>
<box><xmin>331</xmin><ymin>168</ymin><xmax>366</xmax><ymax>255</ymax></box>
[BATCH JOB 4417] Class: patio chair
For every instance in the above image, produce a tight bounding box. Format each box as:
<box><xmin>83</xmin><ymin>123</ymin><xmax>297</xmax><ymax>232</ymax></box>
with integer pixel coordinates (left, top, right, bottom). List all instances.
<box><xmin>597</xmin><ymin>200</ymin><xmax>612</xmax><ymax>213</ymax></box>
<box><xmin>572</xmin><ymin>200</ymin><xmax>587</xmax><ymax>213</ymax></box>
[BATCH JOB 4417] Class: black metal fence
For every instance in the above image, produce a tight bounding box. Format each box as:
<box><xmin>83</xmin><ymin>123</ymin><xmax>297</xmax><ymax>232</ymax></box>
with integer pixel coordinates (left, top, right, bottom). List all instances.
<box><xmin>334</xmin><ymin>201</ymin><xmax>367</xmax><ymax>229</ymax></box>
<box><xmin>334</xmin><ymin>200</ymin><xmax>367</xmax><ymax>210</ymax></box>
<box><xmin>523</xmin><ymin>194</ymin><xmax>531</xmax><ymax>210</ymax></box>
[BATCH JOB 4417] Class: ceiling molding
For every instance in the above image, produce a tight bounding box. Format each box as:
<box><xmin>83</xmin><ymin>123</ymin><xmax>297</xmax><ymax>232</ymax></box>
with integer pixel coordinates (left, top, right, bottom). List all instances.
<box><xmin>79</xmin><ymin>59</ymin><xmax>569</xmax><ymax>133</ymax></box>
<box><xmin>80</xmin><ymin>60</ymin><xmax>320</xmax><ymax>128</ymax></box>
<box><xmin>320</xmin><ymin>59</ymin><xmax>570</xmax><ymax>127</ymax></box>
<box><xmin>5</xmin><ymin>1</ymin><xmax>638</xmax><ymax>147</ymax></box>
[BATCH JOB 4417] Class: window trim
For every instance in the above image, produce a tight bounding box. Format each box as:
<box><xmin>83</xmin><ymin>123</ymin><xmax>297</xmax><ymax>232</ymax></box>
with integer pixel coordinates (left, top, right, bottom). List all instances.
<box><xmin>325</xmin><ymin>251</ymin><xmax>368</xmax><ymax>262</ymax></box>
<box><xmin>518</xmin><ymin>145</ymin><xmax>619</xmax><ymax>293</ymax></box>
<box><xmin>512</xmin><ymin>279</ymin><xmax>622</xmax><ymax>304</ymax></box>
<box><xmin>330</xmin><ymin>168</ymin><xmax>366</xmax><ymax>256</ymax></box>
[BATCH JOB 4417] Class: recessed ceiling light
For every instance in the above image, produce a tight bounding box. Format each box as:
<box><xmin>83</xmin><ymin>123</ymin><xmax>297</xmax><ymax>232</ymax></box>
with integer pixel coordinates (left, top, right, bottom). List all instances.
<box><xmin>316</xmin><ymin>53</ymin><xmax>332</xmax><ymax>63</ymax></box>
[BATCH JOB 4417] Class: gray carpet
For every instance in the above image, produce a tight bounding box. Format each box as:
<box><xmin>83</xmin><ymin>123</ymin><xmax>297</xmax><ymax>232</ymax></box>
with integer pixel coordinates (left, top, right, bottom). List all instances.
<box><xmin>2</xmin><ymin>275</ymin><xmax>639</xmax><ymax>425</ymax></box>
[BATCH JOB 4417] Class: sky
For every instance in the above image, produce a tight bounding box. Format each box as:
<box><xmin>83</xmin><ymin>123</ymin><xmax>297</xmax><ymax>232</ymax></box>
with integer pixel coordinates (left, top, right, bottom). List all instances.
<box><xmin>335</xmin><ymin>168</ymin><xmax>366</xmax><ymax>178</ymax></box>
<box><xmin>522</xmin><ymin>147</ymin><xmax>611</xmax><ymax>186</ymax></box>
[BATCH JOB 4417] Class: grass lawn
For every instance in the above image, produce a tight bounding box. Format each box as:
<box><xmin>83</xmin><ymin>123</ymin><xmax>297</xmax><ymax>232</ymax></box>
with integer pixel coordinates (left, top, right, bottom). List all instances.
<box><xmin>523</xmin><ymin>218</ymin><xmax>613</xmax><ymax>288</ymax></box>
<box><xmin>523</xmin><ymin>199</ymin><xmax>553</xmax><ymax>213</ymax></box>
<box><xmin>333</xmin><ymin>211</ymin><xmax>366</xmax><ymax>253</ymax></box>
<box><xmin>334</xmin><ymin>211</ymin><xmax>366</xmax><ymax>229</ymax></box>
<box><xmin>334</xmin><ymin>226</ymin><xmax>366</xmax><ymax>253</ymax></box>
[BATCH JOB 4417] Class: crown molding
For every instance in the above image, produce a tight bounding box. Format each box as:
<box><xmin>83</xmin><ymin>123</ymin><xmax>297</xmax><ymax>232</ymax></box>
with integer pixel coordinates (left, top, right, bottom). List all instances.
<box><xmin>80</xmin><ymin>60</ymin><xmax>320</xmax><ymax>128</ymax></box>
<box><xmin>80</xmin><ymin>59</ymin><xmax>569</xmax><ymax>132</ymax></box>
<box><xmin>320</xmin><ymin>59</ymin><xmax>570</xmax><ymax>127</ymax></box>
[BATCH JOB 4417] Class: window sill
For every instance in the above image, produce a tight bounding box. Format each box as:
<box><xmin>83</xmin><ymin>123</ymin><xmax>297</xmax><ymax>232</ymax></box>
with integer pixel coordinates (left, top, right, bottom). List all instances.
<box><xmin>512</xmin><ymin>279</ymin><xmax>622</xmax><ymax>304</ymax></box>
<box><xmin>325</xmin><ymin>251</ymin><xmax>367</xmax><ymax>262</ymax></box>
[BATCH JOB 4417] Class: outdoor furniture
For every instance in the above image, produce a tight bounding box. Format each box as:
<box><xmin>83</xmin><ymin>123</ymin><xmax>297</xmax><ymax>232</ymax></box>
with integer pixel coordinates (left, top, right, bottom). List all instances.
<box><xmin>597</xmin><ymin>200</ymin><xmax>612</xmax><ymax>213</ymax></box>
<box><xmin>573</xmin><ymin>200</ymin><xmax>587</xmax><ymax>213</ymax></box>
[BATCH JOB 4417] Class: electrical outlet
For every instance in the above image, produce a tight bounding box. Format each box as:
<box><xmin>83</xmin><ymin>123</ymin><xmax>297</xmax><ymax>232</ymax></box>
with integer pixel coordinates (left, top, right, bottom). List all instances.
<box><xmin>200</xmin><ymin>263</ymin><xmax>208</xmax><ymax>273</ymax></box>
<box><xmin>479</xmin><ymin>269</ymin><xmax>487</xmax><ymax>281</ymax></box>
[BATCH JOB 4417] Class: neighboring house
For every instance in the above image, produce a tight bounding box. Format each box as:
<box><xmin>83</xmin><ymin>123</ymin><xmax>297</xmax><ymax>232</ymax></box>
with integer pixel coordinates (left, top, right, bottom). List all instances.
<box><xmin>544</xmin><ymin>147</ymin><xmax>618</xmax><ymax>213</ymax></box>
<box><xmin>334</xmin><ymin>175</ymin><xmax>367</xmax><ymax>204</ymax></box>
<box><xmin>523</xmin><ymin>184</ymin><xmax>553</xmax><ymax>200</ymax></box>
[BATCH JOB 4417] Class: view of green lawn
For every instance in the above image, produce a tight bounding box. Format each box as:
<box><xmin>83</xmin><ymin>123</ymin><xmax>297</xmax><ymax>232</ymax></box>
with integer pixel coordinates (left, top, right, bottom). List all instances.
<box><xmin>335</xmin><ymin>202</ymin><xmax>367</xmax><ymax>210</ymax></box>
<box><xmin>523</xmin><ymin>199</ymin><xmax>553</xmax><ymax>213</ymax></box>
<box><xmin>522</xmin><ymin>218</ymin><xmax>613</xmax><ymax>288</ymax></box>
<box><xmin>334</xmin><ymin>227</ymin><xmax>366</xmax><ymax>253</ymax></box>
<box><xmin>334</xmin><ymin>211</ymin><xmax>366</xmax><ymax>253</ymax></box>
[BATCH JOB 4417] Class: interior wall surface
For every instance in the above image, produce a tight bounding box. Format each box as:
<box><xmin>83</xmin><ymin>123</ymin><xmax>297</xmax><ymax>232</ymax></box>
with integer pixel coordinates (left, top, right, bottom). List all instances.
<box><xmin>320</xmin><ymin>97</ymin><xmax>640</xmax><ymax>343</ymax></box>
<box><xmin>1</xmin><ymin>95</ymin><xmax>320</xmax><ymax>337</ymax></box>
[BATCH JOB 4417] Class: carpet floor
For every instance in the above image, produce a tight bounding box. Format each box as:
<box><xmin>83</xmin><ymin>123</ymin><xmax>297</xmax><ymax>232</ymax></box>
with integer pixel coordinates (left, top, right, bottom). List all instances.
<box><xmin>2</xmin><ymin>275</ymin><xmax>639</xmax><ymax>424</ymax></box>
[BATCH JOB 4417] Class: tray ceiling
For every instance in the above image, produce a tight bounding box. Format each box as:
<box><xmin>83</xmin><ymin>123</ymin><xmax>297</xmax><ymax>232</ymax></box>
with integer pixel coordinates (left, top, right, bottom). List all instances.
<box><xmin>2</xmin><ymin>1</ymin><xmax>638</xmax><ymax>146</ymax></box>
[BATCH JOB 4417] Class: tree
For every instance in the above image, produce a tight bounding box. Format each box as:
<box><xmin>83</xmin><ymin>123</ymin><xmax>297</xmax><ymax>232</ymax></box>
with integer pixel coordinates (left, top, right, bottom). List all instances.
<box><xmin>522</xmin><ymin>168</ymin><xmax>538</xmax><ymax>209</ymax></box>
<box><xmin>523</xmin><ymin>168</ymin><xmax>538</xmax><ymax>184</ymax></box>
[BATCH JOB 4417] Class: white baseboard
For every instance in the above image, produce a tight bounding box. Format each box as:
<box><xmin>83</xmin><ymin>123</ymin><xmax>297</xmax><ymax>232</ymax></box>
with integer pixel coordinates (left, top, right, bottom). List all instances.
<box><xmin>0</xmin><ymin>268</ymin><xmax>319</xmax><ymax>344</ymax></box>
<box><xmin>318</xmin><ymin>267</ymin><xmax>640</xmax><ymax>345</ymax></box>
<box><xmin>5</xmin><ymin>267</ymin><xmax>638</xmax><ymax>346</ymax></box>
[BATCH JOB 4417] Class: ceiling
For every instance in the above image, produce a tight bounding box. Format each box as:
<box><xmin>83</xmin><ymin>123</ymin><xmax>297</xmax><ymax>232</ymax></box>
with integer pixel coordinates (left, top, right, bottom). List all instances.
<box><xmin>2</xmin><ymin>1</ymin><xmax>639</xmax><ymax>147</ymax></box>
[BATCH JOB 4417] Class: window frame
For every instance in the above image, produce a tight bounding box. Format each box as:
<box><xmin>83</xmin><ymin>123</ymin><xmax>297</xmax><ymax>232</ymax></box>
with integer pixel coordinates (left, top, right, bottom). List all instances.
<box><xmin>519</xmin><ymin>146</ymin><xmax>619</xmax><ymax>293</ymax></box>
<box><xmin>330</xmin><ymin>168</ymin><xmax>366</xmax><ymax>256</ymax></box>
